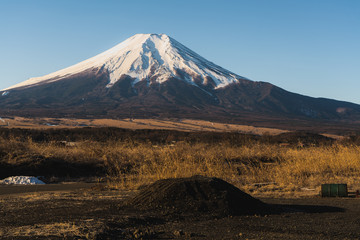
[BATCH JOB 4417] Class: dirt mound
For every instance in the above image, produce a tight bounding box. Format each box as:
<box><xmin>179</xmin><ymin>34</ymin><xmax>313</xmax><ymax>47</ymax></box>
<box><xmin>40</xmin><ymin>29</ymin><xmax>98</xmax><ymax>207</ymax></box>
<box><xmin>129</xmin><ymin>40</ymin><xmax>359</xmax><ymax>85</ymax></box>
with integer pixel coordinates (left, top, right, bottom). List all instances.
<box><xmin>127</xmin><ymin>175</ymin><xmax>271</xmax><ymax>216</ymax></box>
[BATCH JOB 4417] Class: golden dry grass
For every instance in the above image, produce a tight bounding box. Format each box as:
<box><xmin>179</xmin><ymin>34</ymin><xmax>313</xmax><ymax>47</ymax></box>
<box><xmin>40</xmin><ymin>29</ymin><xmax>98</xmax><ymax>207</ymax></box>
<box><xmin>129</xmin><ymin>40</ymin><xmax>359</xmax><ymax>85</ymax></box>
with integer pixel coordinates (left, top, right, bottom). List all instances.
<box><xmin>2</xmin><ymin>136</ymin><xmax>360</xmax><ymax>197</ymax></box>
<box><xmin>0</xmin><ymin>221</ymin><xmax>103</xmax><ymax>239</ymax></box>
<box><xmin>96</xmin><ymin>142</ymin><xmax>360</xmax><ymax>194</ymax></box>
<box><xmin>0</xmin><ymin>116</ymin><xmax>288</xmax><ymax>135</ymax></box>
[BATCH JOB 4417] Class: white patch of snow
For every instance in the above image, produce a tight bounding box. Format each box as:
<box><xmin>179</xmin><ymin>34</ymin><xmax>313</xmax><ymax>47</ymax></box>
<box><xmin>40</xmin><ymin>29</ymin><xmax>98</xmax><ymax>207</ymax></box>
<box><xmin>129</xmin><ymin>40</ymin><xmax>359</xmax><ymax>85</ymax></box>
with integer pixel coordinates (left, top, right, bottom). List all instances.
<box><xmin>1</xmin><ymin>91</ymin><xmax>9</xmax><ymax>96</ymax></box>
<box><xmin>2</xmin><ymin>34</ymin><xmax>248</xmax><ymax>91</ymax></box>
<box><xmin>1</xmin><ymin>176</ymin><xmax>45</xmax><ymax>185</ymax></box>
<box><xmin>300</xmin><ymin>107</ymin><xmax>318</xmax><ymax>117</ymax></box>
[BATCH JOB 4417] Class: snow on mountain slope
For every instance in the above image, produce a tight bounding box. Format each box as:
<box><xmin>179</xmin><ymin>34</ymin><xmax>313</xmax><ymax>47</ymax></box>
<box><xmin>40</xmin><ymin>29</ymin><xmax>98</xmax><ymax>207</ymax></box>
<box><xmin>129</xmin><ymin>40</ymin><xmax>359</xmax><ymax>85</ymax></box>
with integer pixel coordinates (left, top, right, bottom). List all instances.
<box><xmin>3</xmin><ymin>34</ymin><xmax>247</xmax><ymax>91</ymax></box>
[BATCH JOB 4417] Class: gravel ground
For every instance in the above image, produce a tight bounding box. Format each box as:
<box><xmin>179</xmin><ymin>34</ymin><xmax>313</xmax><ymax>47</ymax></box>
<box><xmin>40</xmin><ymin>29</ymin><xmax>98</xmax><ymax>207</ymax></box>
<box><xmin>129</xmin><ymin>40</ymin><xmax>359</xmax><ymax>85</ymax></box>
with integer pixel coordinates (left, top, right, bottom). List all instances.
<box><xmin>1</xmin><ymin>184</ymin><xmax>360</xmax><ymax>239</ymax></box>
<box><xmin>0</xmin><ymin>182</ymin><xmax>99</xmax><ymax>196</ymax></box>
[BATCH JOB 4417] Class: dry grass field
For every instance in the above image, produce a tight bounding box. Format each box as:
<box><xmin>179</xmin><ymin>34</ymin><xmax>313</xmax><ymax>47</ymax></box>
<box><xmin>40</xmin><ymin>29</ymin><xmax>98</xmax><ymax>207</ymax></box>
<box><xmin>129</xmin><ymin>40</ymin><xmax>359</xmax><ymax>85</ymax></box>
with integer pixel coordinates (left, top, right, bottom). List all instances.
<box><xmin>1</xmin><ymin>129</ymin><xmax>359</xmax><ymax>197</ymax></box>
<box><xmin>0</xmin><ymin>116</ymin><xmax>288</xmax><ymax>135</ymax></box>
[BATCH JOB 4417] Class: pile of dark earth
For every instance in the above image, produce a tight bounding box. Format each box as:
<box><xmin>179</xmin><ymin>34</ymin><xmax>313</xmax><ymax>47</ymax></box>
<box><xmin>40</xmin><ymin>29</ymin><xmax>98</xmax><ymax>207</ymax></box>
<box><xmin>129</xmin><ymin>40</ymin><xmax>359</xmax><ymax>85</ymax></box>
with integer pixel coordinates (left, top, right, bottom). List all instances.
<box><xmin>125</xmin><ymin>175</ymin><xmax>273</xmax><ymax>217</ymax></box>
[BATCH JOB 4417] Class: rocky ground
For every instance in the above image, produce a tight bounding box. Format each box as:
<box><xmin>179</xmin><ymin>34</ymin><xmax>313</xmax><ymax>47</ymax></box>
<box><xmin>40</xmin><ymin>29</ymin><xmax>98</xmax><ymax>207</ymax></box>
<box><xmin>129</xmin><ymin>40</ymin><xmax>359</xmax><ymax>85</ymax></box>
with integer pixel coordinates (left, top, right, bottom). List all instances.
<box><xmin>1</xmin><ymin>182</ymin><xmax>360</xmax><ymax>239</ymax></box>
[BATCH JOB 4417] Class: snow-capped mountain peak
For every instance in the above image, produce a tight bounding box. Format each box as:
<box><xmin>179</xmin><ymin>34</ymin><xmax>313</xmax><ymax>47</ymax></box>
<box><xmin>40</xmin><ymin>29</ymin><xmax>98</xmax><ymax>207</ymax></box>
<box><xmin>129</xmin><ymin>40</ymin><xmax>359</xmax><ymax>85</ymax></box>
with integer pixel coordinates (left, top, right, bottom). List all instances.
<box><xmin>3</xmin><ymin>33</ymin><xmax>247</xmax><ymax>91</ymax></box>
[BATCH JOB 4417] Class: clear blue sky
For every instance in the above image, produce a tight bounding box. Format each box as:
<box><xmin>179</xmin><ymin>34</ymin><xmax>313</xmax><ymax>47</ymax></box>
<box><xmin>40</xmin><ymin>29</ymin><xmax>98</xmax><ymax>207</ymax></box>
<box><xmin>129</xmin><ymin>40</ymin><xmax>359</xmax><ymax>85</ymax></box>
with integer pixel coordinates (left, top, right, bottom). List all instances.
<box><xmin>1</xmin><ymin>0</ymin><xmax>359</xmax><ymax>103</ymax></box>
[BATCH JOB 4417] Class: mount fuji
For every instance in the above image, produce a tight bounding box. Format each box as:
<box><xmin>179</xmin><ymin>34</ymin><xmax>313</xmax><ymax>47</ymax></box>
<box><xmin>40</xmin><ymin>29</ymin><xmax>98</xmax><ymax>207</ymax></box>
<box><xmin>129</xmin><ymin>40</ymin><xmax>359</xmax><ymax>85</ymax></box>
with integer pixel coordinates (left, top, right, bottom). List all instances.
<box><xmin>1</xmin><ymin>33</ymin><xmax>360</xmax><ymax>130</ymax></box>
<box><xmin>4</xmin><ymin>34</ymin><xmax>245</xmax><ymax>91</ymax></box>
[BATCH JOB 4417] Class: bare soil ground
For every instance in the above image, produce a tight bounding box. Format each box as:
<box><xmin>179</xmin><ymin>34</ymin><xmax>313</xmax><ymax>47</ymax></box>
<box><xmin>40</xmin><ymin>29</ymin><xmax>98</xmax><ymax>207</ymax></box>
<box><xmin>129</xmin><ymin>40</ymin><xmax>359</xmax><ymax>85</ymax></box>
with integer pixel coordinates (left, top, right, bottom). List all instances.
<box><xmin>1</xmin><ymin>183</ymin><xmax>360</xmax><ymax>239</ymax></box>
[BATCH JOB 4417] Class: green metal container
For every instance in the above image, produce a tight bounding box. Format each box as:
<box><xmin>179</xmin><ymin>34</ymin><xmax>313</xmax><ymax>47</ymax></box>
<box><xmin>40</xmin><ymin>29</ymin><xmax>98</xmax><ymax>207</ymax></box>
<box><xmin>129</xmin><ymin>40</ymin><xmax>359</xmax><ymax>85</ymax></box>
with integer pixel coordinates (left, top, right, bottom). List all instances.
<box><xmin>321</xmin><ymin>184</ymin><xmax>348</xmax><ymax>197</ymax></box>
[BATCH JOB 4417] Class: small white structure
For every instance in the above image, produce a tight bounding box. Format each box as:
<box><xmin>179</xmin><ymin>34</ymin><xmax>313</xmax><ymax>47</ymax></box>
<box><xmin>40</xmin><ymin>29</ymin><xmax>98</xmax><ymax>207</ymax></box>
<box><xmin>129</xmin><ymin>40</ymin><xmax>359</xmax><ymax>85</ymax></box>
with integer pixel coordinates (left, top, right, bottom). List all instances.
<box><xmin>1</xmin><ymin>91</ymin><xmax>9</xmax><ymax>96</ymax></box>
<box><xmin>1</xmin><ymin>176</ymin><xmax>45</xmax><ymax>185</ymax></box>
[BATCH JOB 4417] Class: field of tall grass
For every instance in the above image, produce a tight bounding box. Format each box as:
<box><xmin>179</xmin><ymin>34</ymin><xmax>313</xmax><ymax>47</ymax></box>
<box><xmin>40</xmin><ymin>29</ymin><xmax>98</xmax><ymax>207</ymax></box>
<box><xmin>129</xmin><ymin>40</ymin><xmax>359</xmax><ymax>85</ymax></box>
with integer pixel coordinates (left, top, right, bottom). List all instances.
<box><xmin>1</xmin><ymin>129</ymin><xmax>360</xmax><ymax>196</ymax></box>
<box><xmin>102</xmin><ymin>142</ymin><xmax>360</xmax><ymax>195</ymax></box>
